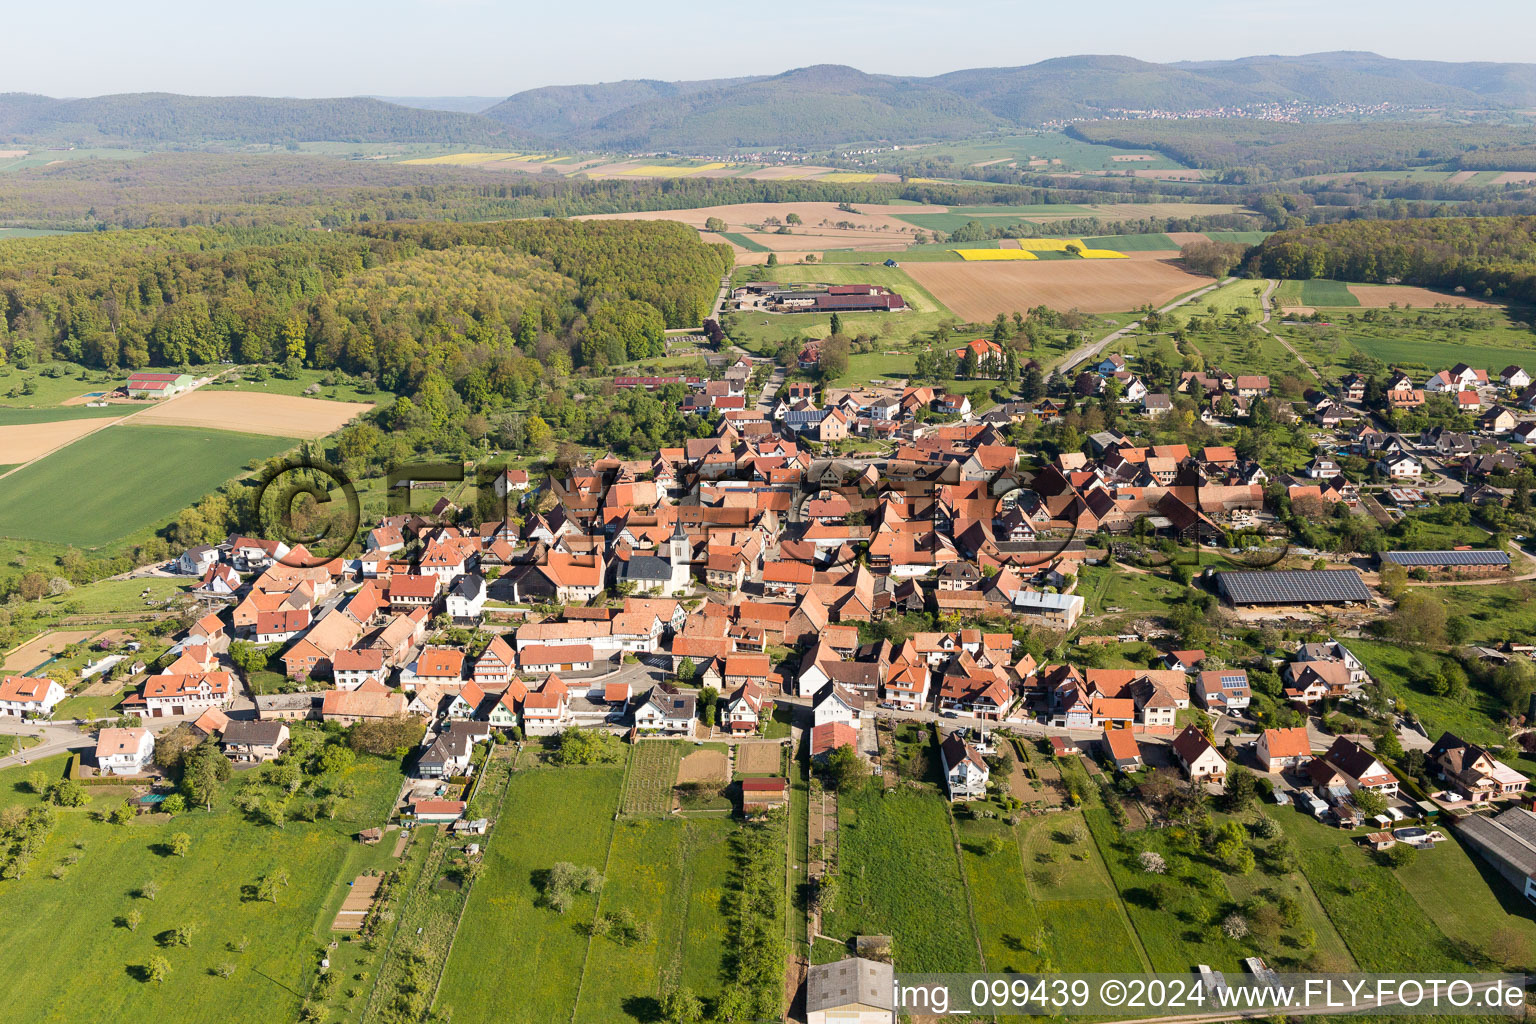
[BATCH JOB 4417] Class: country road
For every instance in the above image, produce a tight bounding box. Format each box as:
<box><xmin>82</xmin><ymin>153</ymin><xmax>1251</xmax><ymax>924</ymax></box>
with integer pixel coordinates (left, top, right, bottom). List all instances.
<box><xmin>1049</xmin><ymin>277</ymin><xmax>1234</xmax><ymax>380</ymax></box>
<box><xmin>1254</xmin><ymin>278</ymin><xmax>1324</xmax><ymax>384</ymax></box>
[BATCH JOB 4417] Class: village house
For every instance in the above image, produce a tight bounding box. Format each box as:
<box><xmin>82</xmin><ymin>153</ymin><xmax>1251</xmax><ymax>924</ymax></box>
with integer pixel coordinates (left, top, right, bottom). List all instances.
<box><xmin>1193</xmin><ymin>669</ymin><xmax>1251</xmax><ymax>713</ymax></box>
<box><xmin>634</xmin><ymin>689</ymin><xmax>697</xmax><ymax>735</ymax></box>
<box><xmin>521</xmin><ymin>677</ymin><xmax>572</xmax><ymax>736</ymax></box>
<box><xmin>320</xmin><ymin>682</ymin><xmax>407</xmax><ymax>725</ymax></box>
<box><xmin>332</xmin><ymin>648</ymin><xmax>386</xmax><ymax>690</ymax></box>
<box><xmin>142</xmin><ymin>671</ymin><xmax>233</xmax><ymax>718</ymax></box>
<box><xmin>1172</xmin><ymin>724</ymin><xmax>1226</xmax><ymax>784</ymax></box>
<box><xmin>1426</xmin><ymin>732</ymin><xmax>1527</xmax><ymax>803</ymax></box>
<box><xmin>418</xmin><ymin>721</ymin><xmax>492</xmax><ymax>779</ymax></box>
<box><xmin>940</xmin><ymin>731</ymin><xmax>990</xmax><ymax>799</ymax></box>
<box><xmin>1102</xmin><ymin>727</ymin><xmax>1142</xmax><ymax>772</ymax></box>
<box><xmin>1255</xmin><ymin>726</ymin><xmax>1312</xmax><ymax>774</ymax></box>
<box><xmin>0</xmin><ymin>675</ymin><xmax>67</xmax><ymax>718</ymax></box>
<box><xmin>94</xmin><ymin>727</ymin><xmax>154</xmax><ymax>775</ymax></box>
<box><xmin>1316</xmin><ymin>736</ymin><xmax>1399</xmax><ymax>797</ymax></box>
<box><xmin>221</xmin><ymin>721</ymin><xmax>291</xmax><ymax>763</ymax></box>
<box><xmin>811</xmin><ymin>681</ymin><xmax>865</xmax><ymax>729</ymax></box>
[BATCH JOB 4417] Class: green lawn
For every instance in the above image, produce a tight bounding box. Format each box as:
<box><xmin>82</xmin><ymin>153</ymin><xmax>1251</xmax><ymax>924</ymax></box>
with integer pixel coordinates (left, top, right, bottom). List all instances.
<box><xmin>899</xmin><ymin>132</ymin><xmax>1191</xmax><ymax>174</ymax></box>
<box><xmin>1082</xmin><ymin>233</ymin><xmax>1179</xmax><ymax>251</ymax></box>
<box><xmin>1191</xmin><ymin>279</ymin><xmax>1271</xmax><ymax>317</ymax></box>
<box><xmin>824</xmin><ymin>783</ymin><xmax>981</xmax><ymax>972</ymax></box>
<box><xmin>1084</xmin><ymin>807</ymin><xmax>1254</xmax><ymax>972</ymax></box>
<box><xmin>0</xmin><ymin>752</ymin><xmax>402</xmax><ymax>1024</ymax></box>
<box><xmin>1347</xmin><ymin>638</ymin><xmax>1509</xmax><ymax>746</ymax></box>
<box><xmin>892</xmin><ymin>206</ymin><xmax>1091</xmax><ymax>234</ymax></box>
<box><xmin>0</xmin><ymin>425</ymin><xmax>297</xmax><ymax>546</ymax></box>
<box><xmin>1204</xmin><ymin>231</ymin><xmax>1272</xmax><ymax>245</ymax></box>
<box><xmin>203</xmin><ymin>366</ymin><xmax>393</xmax><ymax>405</ymax></box>
<box><xmin>436</xmin><ymin>765</ymin><xmax>623</xmax><ymax>1024</ymax></box>
<box><xmin>1394</xmin><ymin>832</ymin><xmax>1536</xmax><ymax>967</ymax></box>
<box><xmin>1276</xmin><ymin>808</ymin><xmax>1464</xmax><ymax>969</ymax></box>
<box><xmin>959</xmin><ymin>809</ymin><xmax>1147</xmax><ymax>976</ymax></box>
<box><xmin>39</xmin><ymin>576</ymin><xmax>193</xmax><ymax>617</ymax></box>
<box><xmin>0</xmin><ymin>361</ymin><xmax>145</xmax><ymax>407</ymax></box>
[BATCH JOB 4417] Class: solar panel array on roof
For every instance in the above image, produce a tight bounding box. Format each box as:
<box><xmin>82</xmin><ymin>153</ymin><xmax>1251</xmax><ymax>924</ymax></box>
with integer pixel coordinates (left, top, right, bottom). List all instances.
<box><xmin>1215</xmin><ymin>569</ymin><xmax>1372</xmax><ymax>605</ymax></box>
<box><xmin>1380</xmin><ymin>550</ymin><xmax>1510</xmax><ymax>567</ymax></box>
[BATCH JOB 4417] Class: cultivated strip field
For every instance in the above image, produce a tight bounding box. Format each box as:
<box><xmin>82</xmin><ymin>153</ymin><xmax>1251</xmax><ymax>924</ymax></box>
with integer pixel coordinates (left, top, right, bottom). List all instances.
<box><xmin>131</xmin><ymin>391</ymin><xmax>373</xmax><ymax>438</ymax></box>
<box><xmin>0</xmin><ymin>416</ymin><xmax>121</xmax><ymax>462</ymax></box>
<box><xmin>1348</xmin><ymin>285</ymin><xmax>1501</xmax><ymax>308</ymax></box>
<box><xmin>906</xmin><ymin>258</ymin><xmax>1207</xmax><ymax>318</ymax></box>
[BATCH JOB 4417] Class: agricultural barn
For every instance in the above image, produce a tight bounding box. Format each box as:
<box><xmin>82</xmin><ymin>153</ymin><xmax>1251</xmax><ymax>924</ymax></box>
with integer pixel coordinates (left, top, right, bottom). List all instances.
<box><xmin>1379</xmin><ymin>549</ymin><xmax>1510</xmax><ymax>577</ymax></box>
<box><xmin>125</xmin><ymin>372</ymin><xmax>193</xmax><ymax>399</ymax></box>
<box><xmin>1457</xmin><ymin>805</ymin><xmax>1536</xmax><ymax>903</ymax></box>
<box><xmin>1214</xmin><ymin>569</ymin><xmax>1372</xmax><ymax>607</ymax></box>
<box><xmin>813</xmin><ymin>291</ymin><xmax>906</xmax><ymax>312</ymax></box>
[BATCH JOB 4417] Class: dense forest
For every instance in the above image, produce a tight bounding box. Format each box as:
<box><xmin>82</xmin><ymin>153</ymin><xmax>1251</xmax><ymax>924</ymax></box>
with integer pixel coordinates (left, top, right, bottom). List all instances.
<box><xmin>1250</xmin><ymin>215</ymin><xmax>1536</xmax><ymax>302</ymax></box>
<box><xmin>1068</xmin><ymin>120</ymin><xmax>1536</xmax><ymax>182</ymax></box>
<box><xmin>0</xmin><ymin>219</ymin><xmax>730</xmax><ymax>389</ymax></box>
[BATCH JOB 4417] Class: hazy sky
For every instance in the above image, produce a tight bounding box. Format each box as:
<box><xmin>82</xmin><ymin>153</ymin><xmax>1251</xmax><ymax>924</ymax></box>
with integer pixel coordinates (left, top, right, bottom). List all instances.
<box><xmin>6</xmin><ymin>0</ymin><xmax>1534</xmax><ymax>98</ymax></box>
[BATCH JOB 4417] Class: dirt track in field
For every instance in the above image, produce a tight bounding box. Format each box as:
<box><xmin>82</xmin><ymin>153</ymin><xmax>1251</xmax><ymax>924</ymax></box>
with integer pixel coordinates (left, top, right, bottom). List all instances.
<box><xmin>131</xmin><ymin>391</ymin><xmax>372</xmax><ymax>438</ymax></box>
<box><xmin>906</xmin><ymin>257</ymin><xmax>1208</xmax><ymax>318</ymax></box>
<box><xmin>1347</xmin><ymin>285</ymin><xmax>1501</xmax><ymax>308</ymax></box>
<box><xmin>0</xmin><ymin>418</ymin><xmax>123</xmax><ymax>462</ymax></box>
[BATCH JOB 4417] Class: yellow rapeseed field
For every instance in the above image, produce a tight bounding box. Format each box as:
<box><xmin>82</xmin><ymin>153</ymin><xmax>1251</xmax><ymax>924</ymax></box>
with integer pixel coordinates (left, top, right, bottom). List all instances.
<box><xmin>400</xmin><ymin>152</ymin><xmax>533</xmax><ymax>165</ymax></box>
<box><xmin>622</xmin><ymin>162</ymin><xmax>729</xmax><ymax>176</ymax></box>
<box><xmin>1011</xmin><ymin>237</ymin><xmax>1083</xmax><ymax>251</ymax></box>
<box><xmin>950</xmin><ymin>249</ymin><xmax>1040</xmax><ymax>261</ymax></box>
<box><xmin>1078</xmin><ymin>248</ymin><xmax>1129</xmax><ymax>259</ymax></box>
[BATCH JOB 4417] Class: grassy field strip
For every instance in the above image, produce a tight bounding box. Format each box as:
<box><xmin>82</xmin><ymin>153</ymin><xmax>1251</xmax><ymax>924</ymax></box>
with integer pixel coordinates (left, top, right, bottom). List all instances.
<box><xmin>436</xmin><ymin>766</ymin><xmax>624</xmax><ymax>1024</ymax></box>
<box><xmin>566</xmin><ymin>786</ymin><xmax>638</xmax><ymax>1024</ymax></box>
<box><xmin>824</xmin><ymin>785</ymin><xmax>983</xmax><ymax>972</ymax></box>
<box><xmin>945</xmin><ymin>804</ymin><xmax>990</xmax><ymax>971</ymax></box>
<box><xmin>425</xmin><ymin>755</ymin><xmax>517</xmax><ymax>1011</ymax></box>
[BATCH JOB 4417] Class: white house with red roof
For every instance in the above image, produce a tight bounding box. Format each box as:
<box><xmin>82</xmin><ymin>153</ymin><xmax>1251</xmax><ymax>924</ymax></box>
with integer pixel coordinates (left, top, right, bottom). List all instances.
<box><xmin>95</xmin><ymin>727</ymin><xmax>154</xmax><ymax>775</ymax></box>
<box><xmin>0</xmin><ymin>675</ymin><xmax>67</xmax><ymax>718</ymax></box>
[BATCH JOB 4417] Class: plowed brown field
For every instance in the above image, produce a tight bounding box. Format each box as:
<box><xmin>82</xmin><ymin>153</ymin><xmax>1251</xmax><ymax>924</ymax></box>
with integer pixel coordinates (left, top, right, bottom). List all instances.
<box><xmin>0</xmin><ymin>418</ymin><xmax>120</xmax><ymax>462</ymax></box>
<box><xmin>132</xmin><ymin>391</ymin><xmax>371</xmax><ymax>438</ymax></box>
<box><xmin>1348</xmin><ymin>285</ymin><xmax>1500</xmax><ymax>308</ymax></box>
<box><xmin>906</xmin><ymin>258</ymin><xmax>1206</xmax><ymax>318</ymax></box>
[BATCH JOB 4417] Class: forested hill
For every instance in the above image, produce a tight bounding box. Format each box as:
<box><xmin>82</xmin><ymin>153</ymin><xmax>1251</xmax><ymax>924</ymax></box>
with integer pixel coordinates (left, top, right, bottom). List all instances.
<box><xmin>12</xmin><ymin>52</ymin><xmax>1536</xmax><ymax>151</ymax></box>
<box><xmin>0</xmin><ymin>219</ymin><xmax>731</xmax><ymax>385</ymax></box>
<box><xmin>482</xmin><ymin>53</ymin><xmax>1536</xmax><ymax>150</ymax></box>
<box><xmin>483</xmin><ymin>65</ymin><xmax>1002</xmax><ymax>149</ymax></box>
<box><xmin>0</xmin><ymin>93</ymin><xmax>510</xmax><ymax>145</ymax></box>
<box><xmin>1251</xmin><ymin>216</ymin><xmax>1536</xmax><ymax>302</ymax></box>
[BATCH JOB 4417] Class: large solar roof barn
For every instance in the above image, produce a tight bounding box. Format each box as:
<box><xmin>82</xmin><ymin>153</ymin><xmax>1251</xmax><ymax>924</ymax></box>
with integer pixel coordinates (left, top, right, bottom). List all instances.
<box><xmin>1215</xmin><ymin>569</ymin><xmax>1372</xmax><ymax>606</ymax></box>
<box><xmin>1379</xmin><ymin>550</ymin><xmax>1510</xmax><ymax>568</ymax></box>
